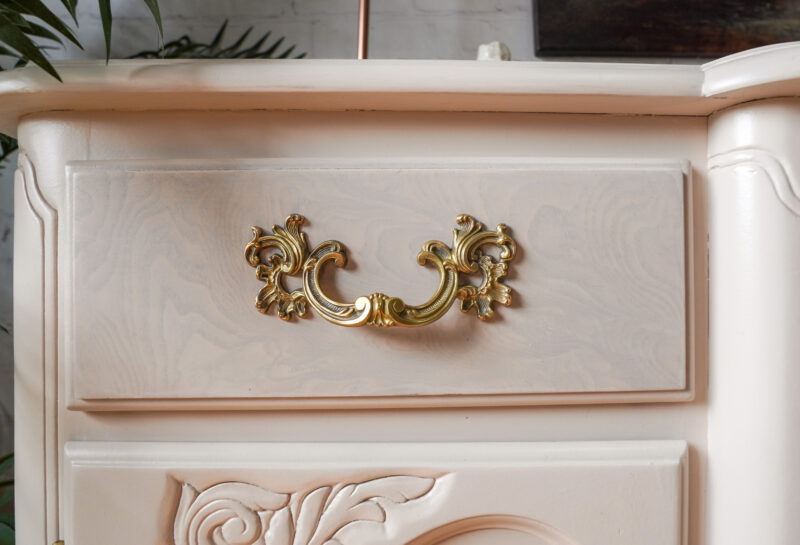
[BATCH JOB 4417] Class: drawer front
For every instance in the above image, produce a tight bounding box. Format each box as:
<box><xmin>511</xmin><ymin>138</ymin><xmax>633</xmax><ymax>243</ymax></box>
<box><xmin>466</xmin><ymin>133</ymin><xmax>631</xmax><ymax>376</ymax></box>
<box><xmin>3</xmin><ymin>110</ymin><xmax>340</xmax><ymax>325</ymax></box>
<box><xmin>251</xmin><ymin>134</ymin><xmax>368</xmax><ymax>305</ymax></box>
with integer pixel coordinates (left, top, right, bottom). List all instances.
<box><xmin>65</xmin><ymin>159</ymin><xmax>690</xmax><ymax>409</ymax></box>
<box><xmin>64</xmin><ymin>440</ymin><xmax>688</xmax><ymax>545</ymax></box>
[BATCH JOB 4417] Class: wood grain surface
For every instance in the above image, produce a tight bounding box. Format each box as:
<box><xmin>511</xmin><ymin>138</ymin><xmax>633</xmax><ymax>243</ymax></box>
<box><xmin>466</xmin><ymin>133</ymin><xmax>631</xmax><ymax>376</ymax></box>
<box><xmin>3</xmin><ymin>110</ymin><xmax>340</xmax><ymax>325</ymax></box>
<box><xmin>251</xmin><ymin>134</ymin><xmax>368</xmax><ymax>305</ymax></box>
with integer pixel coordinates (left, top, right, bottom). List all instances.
<box><xmin>65</xmin><ymin>160</ymin><xmax>688</xmax><ymax>406</ymax></box>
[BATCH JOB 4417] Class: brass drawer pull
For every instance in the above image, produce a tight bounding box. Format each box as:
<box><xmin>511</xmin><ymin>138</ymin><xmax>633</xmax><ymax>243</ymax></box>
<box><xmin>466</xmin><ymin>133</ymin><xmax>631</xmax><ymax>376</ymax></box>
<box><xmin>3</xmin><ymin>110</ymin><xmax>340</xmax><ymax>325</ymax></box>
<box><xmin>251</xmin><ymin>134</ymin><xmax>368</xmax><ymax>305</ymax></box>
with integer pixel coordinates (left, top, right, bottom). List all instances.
<box><xmin>246</xmin><ymin>214</ymin><xmax>516</xmax><ymax>328</ymax></box>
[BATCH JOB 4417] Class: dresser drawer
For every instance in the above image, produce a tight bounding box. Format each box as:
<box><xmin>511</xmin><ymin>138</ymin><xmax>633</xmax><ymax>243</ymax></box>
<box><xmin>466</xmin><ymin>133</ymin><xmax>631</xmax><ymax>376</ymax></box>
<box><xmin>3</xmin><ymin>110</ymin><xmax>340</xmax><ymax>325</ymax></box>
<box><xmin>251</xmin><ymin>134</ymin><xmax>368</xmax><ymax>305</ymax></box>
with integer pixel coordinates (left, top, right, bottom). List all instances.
<box><xmin>64</xmin><ymin>440</ymin><xmax>687</xmax><ymax>545</ymax></box>
<box><xmin>65</xmin><ymin>159</ymin><xmax>691</xmax><ymax>410</ymax></box>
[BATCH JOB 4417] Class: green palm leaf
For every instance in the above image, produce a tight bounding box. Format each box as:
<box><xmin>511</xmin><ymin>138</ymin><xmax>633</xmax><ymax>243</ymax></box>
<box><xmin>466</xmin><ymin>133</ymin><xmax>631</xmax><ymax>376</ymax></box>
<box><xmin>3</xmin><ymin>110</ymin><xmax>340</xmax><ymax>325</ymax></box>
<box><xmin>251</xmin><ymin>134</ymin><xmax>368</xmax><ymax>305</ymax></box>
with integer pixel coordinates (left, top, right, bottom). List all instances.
<box><xmin>97</xmin><ymin>0</ymin><xmax>162</xmax><ymax>60</ymax></box>
<box><xmin>6</xmin><ymin>0</ymin><xmax>81</xmax><ymax>48</ymax></box>
<box><xmin>0</xmin><ymin>522</ymin><xmax>14</xmax><ymax>545</ymax></box>
<box><xmin>141</xmin><ymin>0</ymin><xmax>162</xmax><ymax>41</ymax></box>
<box><xmin>97</xmin><ymin>0</ymin><xmax>111</xmax><ymax>59</ymax></box>
<box><xmin>0</xmin><ymin>452</ymin><xmax>11</xmax><ymax>482</ymax></box>
<box><xmin>0</xmin><ymin>0</ymin><xmax>85</xmax><ymax>80</ymax></box>
<box><xmin>60</xmin><ymin>0</ymin><xmax>78</xmax><ymax>23</ymax></box>
<box><xmin>130</xmin><ymin>20</ymin><xmax>306</xmax><ymax>60</ymax></box>
<box><xmin>18</xmin><ymin>19</ymin><xmax>65</xmax><ymax>45</ymax></box>
<box><xmin>0</xmin><ymin>454</ymin><xmax>12</xmax><ymax>545</ymax></box>
<box><xmin>0</xmin><ymin>12</ymin><xmax>61</xmax><ymax>80</ymax></box>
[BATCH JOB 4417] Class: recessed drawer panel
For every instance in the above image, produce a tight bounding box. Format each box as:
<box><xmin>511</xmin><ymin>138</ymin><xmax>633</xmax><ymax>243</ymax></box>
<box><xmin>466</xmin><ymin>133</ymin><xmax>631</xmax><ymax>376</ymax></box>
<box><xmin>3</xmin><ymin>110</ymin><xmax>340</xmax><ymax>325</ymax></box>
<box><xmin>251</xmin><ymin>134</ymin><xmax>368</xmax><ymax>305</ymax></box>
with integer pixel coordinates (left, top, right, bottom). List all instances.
<box><xmin>65</xmin><ymin>159</ymin><xmax>690</xmax><ymax>409</ymax></box>
<box><xmin>64</xmin><ymin>440</ymin><xmax>688</xmax><ymax>545</ymax></box>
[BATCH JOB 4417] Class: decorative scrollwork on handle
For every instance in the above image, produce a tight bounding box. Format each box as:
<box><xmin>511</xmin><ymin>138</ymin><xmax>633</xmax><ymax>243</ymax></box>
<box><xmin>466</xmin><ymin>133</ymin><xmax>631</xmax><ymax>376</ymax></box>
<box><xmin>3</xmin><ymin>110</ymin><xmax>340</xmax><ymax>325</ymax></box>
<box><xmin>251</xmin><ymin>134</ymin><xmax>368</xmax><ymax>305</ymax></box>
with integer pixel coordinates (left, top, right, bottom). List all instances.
<box><xmin>245</xmin><ymin>214</ymin><xmax>516</xmax><ymax>328</ymax></box>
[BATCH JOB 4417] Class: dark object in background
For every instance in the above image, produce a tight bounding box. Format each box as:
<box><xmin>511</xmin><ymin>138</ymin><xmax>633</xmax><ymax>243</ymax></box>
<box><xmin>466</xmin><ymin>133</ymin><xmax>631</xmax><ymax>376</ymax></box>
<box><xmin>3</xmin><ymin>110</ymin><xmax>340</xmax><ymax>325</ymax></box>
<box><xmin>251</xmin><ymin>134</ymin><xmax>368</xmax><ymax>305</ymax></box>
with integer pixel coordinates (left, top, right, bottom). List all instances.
<box><xmin>534</xmin><ymin>0</ymin><xmax>800</xmax><ymax>58</ymax></box>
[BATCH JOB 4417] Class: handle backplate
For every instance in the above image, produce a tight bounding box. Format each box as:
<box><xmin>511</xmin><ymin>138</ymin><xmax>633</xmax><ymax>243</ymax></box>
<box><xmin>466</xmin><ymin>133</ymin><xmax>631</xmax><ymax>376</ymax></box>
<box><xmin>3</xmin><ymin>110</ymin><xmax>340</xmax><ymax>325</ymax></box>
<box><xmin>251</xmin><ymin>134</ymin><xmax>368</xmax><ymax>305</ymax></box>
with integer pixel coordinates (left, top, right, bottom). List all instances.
<box><xmin>245</xmin><ymin>214</ymin><xmax>516</xmax><ymax>328</ymax></box>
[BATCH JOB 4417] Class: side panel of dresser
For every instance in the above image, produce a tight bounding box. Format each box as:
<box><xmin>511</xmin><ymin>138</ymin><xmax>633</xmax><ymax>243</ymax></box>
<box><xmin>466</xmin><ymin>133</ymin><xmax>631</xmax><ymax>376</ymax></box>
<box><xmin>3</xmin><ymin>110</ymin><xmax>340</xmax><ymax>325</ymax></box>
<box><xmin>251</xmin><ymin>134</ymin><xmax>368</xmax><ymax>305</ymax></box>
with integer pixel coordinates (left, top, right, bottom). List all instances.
<box><xmin>708</xmin><ymin>98</ymin><xmax>800</xmax><ymax>545</ymax></box>
<box><xmin>13</xmin><ymin>153</ymin><xmax>58</xmax><ymax>544</ymax></box>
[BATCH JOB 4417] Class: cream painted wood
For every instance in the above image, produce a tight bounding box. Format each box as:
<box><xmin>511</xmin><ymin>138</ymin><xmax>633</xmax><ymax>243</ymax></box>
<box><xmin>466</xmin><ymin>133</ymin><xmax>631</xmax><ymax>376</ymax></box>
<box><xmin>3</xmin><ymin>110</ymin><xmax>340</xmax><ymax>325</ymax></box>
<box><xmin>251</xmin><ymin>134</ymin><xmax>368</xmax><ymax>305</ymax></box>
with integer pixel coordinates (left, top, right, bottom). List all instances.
<box><xmin>31</xmin><ymin>43</ymin><xmax>800</xmax><ymax>545</ymax></box>
<box><xmin>63</xmin><ymin>441</ymin><xmax>688</xmax><ymax>545</ymax></box>
<box><xmin>435</xmin><ymin>530</ymin><xmax>545</xmax><ymax>545</ymax></box>
<box><xmin>64</xmin><ymin>160</ymin><xmax>688</xmax><ymax>408</ymax></box>
<box><xmin>14</xmin><ymin>107</ymin><xmax>710</xmax><ymax>544</ymax></box>
<box><xmin>707</xmin><ymin>98</ymin><xmax>800</xmax><ymax>545</ymax></box>
<box><xmin>8</xmin><ymin>104</ymin><xmax>709</xmax><ymax>544</ymax></box>
<box><xmin>13</xmin><ymin>153</ymin><xmax>59</xmax><ymax>545</ymax></box>
<box><xmin>0</xmin><ymin>42</ymin><xmax>798</xmax><ymax>132</ymax></box>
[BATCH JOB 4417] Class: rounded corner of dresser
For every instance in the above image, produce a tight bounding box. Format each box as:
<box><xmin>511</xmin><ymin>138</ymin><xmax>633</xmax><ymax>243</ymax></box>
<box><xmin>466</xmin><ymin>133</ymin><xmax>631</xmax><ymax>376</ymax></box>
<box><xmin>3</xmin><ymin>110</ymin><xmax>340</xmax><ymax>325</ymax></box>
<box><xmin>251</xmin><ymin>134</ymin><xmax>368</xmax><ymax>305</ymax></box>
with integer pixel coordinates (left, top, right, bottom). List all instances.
<box><xmin>703</xmin><ymin>42</ymin><xmax>800</xmax><ymax>104</ymax></box>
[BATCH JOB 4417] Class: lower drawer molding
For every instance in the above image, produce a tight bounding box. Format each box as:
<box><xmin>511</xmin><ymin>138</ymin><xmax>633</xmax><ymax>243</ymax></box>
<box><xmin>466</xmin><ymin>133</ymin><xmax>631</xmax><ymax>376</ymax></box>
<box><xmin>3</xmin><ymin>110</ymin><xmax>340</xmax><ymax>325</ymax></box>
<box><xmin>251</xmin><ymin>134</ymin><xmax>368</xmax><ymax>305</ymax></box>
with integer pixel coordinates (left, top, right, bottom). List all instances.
<box><xmin>63</xmin><ymin>440</ymin><xmax>687</xmax><ymax>545</ymax></box>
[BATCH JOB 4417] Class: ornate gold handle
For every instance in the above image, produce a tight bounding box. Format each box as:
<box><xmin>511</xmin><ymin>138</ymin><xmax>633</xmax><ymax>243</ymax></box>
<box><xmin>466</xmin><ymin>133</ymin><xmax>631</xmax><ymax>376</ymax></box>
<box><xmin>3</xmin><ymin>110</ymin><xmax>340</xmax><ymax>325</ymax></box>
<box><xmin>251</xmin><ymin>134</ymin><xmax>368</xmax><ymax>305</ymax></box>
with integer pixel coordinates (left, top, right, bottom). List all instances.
<box><xmin>245</xmin><ymin>214</ymin><xmax>516</xmax><ymax>328</ymax></box>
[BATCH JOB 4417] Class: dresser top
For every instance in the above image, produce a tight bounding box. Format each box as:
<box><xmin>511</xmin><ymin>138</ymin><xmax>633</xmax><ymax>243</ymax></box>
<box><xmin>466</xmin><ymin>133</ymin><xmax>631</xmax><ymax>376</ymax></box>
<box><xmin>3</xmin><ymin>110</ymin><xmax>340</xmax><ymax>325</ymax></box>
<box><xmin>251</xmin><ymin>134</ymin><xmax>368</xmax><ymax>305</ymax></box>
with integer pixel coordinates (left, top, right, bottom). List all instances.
<box><xmin>0</xmin><ymin>41</ymin><xmax>798</xmax><ymax>134</ymax></box>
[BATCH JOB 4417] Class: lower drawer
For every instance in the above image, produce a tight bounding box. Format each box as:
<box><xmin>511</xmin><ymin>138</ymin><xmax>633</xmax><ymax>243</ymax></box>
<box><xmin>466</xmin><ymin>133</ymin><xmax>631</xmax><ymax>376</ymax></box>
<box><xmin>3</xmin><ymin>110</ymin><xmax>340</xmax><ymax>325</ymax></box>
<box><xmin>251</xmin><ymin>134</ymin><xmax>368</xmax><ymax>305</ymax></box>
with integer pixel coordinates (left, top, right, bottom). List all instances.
<box><xmin>63</xmin><ymin>440</ymin><xmax>687</xmax><ymax>545</ymax></box>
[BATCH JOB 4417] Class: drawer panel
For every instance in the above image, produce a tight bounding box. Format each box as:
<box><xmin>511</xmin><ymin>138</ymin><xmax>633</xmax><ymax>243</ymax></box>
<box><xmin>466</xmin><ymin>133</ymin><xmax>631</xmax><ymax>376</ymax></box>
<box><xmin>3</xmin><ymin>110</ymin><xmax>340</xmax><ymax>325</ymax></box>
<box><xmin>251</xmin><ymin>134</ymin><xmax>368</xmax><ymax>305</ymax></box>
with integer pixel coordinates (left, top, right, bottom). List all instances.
<box><xmin>64</xmin><ymin>440</ymin><xmax>688</xmax><ymax>545</ymax></box>
<box><xmin>65</xmin><ymin>159</ymin><xmax>690</xmax><ymax>409</ymax></box>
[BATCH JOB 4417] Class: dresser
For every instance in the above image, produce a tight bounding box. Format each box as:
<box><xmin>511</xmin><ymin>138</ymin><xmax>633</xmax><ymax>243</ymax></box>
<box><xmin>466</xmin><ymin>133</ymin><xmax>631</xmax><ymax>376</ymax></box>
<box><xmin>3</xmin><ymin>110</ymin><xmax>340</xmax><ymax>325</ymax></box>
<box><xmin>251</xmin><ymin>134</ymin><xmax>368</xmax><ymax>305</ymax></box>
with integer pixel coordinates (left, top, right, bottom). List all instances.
<box><xmin>5</xmin><ymin>43</ymin><xmax>800</xmax><ymax>545</ymax></box>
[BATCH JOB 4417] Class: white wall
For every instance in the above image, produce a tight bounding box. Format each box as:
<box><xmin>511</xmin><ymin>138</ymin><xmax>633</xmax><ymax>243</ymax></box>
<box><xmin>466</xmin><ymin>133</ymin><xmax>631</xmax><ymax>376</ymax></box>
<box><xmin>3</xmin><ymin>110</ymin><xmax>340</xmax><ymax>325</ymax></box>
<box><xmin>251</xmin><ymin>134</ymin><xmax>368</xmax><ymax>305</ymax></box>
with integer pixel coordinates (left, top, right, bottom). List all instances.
<box><xmin>47</xmin><ymin>0</ymin><xmax>535</xmax><ymax>61</ymax></box>
<box><xmin>0</xmin><ymin>0</ymin><xmax>535</xmax><ymax>456</ymax></box>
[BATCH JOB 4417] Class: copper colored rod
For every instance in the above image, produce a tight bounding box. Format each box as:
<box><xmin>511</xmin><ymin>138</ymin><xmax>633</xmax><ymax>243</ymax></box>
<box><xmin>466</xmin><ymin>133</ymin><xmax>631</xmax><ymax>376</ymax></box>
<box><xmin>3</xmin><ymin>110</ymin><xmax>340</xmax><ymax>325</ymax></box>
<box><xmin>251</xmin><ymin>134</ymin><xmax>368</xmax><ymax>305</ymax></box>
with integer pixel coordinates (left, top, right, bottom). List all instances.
<box><xmin>358</xmin><ymin>0</ymin><xmax>369</xmax><ymax>59</ymax></box>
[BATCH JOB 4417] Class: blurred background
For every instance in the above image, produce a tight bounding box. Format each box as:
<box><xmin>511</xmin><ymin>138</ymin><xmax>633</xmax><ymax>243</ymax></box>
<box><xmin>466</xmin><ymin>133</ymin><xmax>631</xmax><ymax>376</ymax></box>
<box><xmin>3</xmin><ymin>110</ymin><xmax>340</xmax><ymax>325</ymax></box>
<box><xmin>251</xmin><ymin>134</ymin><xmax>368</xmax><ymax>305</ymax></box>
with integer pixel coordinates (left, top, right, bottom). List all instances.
<box><xmin>15</xmin><ymin>0</ymin><xmax>536</xmax><ymax>63</ymax></box>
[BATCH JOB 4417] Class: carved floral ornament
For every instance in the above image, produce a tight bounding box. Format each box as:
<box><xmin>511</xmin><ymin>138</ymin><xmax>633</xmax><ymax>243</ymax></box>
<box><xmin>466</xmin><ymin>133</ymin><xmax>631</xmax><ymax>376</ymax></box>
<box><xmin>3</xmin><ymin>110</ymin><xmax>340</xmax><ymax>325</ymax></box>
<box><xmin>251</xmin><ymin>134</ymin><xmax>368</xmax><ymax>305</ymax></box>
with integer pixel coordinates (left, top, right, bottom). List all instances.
<box><xmin>245</xmin><ymin>214</ymin><xmax>517</xmax><ymax>328</ymax></box>
<box><xmin>173</xmin><ymin>475</ymin><xmax>438</xmax><ymax>545</ymax></box>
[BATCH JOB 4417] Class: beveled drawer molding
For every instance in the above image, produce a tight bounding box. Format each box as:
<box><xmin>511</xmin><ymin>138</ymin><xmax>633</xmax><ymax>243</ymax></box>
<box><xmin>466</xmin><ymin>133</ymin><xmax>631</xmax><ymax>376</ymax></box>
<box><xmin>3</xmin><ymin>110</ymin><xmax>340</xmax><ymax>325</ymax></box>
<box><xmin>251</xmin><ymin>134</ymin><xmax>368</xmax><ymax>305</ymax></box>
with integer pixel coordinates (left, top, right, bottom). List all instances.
<box><xmin>245</xmin><ymin>213</ymin><xmax>516</xmax><ymax>328</ymax></box>
<box><xmin>63</xmin><ymin>441</ymin><xmax>688</xmax><ymax>545</ymax></box>
<box><xmin>65</xmin><ymin>159</ymin><xmax>692</xmax><ymax>410</ymax></box>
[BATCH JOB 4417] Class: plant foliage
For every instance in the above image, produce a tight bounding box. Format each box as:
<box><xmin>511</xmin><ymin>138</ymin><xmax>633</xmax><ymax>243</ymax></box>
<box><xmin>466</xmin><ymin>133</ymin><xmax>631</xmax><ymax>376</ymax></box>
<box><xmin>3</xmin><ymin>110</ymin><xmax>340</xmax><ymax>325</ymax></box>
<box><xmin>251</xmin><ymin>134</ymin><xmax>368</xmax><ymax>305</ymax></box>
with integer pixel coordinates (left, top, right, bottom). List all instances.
<box><xmin>0</xmin><ymin>453</ymin><xmax>12</xmax><ymax>545</ymax></box>
<box><xmin>0</xmin><ymin>135</ymin><xmax>16</xmax><ymax>171</ymax></box>
<box><xmin>130</xmin><ymin>20</ymin><xmax>305</xmax><ymax>60</ymax></box>
<box><xmin>0</xmin><ymin>0</ymin><xmax>163</xmax><ymax>80</ymax></box>
<box><xmin>0</xmin><ymin>15</ymin><xmax>304</xmax><ymax>169</ymax></box>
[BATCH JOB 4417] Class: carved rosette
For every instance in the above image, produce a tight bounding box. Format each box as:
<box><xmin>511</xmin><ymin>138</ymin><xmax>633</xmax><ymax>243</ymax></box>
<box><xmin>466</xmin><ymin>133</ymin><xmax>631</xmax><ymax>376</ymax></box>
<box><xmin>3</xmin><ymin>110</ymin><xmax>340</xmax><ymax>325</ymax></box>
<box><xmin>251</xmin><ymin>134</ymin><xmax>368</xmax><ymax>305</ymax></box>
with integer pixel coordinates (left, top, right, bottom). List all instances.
<box><xmin>246</xmin><ymin>214</ymin><xmax>517</xmax><ymax>328</ymax></box>
<box><xmin>174</xmin><ymin>476</ymin><xmax>437</xmax><ymax>545</ymax></box>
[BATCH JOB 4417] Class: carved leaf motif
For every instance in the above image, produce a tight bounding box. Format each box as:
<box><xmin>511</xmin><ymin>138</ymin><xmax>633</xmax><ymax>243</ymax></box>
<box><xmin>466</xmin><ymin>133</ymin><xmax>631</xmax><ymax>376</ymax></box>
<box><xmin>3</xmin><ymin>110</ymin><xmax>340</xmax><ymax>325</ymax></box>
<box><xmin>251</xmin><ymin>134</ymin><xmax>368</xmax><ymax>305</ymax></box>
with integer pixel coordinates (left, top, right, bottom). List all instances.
<box><xmin>264</xmin><ymin>505</ymin><xmax>294</xmax><ymax>545</ymax></box>
<box><xmin>176</xmin><ymin>476</ymin><xmax>437</xmax><ymax>545</ymax></box>
<box><xmin>291</xmin><ymin>485</ymin><xmax>331</xmax><ymax>545</ymax></box>
<box><xmin>303</xmin><ymin>476</ymin><xmax>435</xmax><ymax>545</ymax></box>
<box><xmin>173</xmin><ymin>482</ymin><xmax>289</xmax><ymax>545</ymax></box>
